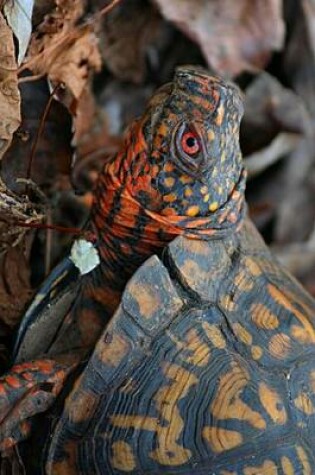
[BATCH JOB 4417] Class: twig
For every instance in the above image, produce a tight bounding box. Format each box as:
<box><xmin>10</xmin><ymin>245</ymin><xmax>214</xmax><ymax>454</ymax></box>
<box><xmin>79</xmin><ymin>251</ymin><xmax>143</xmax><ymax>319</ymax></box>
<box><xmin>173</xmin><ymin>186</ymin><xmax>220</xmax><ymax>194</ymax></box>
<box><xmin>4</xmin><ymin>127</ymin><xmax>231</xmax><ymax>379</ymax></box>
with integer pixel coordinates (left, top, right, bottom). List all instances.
<box><xmin>45</xmin><ymin>208</ymin><xmax>52</xmax><ymax>276</ymax></box>
<box><xmin>26</xmin><ymin>83</ymin><xmax>61</xmax><ymax>180</ymax></box>
<box><xmin>98</xmin><ymin>0</ymin><xmax>122</xmax><ymax>18</ymax></box>
<box><xmin>18</xmin><ymin>73</ymin><xmax>46</xmax><ymax>84</ymax></box>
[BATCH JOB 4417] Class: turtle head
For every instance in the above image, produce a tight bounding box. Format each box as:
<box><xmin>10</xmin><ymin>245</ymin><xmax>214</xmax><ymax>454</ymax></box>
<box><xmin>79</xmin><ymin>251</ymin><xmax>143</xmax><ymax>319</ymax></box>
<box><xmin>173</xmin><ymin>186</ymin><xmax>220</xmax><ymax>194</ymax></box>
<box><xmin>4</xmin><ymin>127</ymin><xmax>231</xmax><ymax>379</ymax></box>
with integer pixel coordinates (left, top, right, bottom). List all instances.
<box><xmin>122</xmin><ymin>66</ymin><xmax>245</xmax><ymax>223</ymax></box>
<box><xmin>92</xmin><ymin>67</ymin><xmax>246</xmax><ymax>287</ymax></box>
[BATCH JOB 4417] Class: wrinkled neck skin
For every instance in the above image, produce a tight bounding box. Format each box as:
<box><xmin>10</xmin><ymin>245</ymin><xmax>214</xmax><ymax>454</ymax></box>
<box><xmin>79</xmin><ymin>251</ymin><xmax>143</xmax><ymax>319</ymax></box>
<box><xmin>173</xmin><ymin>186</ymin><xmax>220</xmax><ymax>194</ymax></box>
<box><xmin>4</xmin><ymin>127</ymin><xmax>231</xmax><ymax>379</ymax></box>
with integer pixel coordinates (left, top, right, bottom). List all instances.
<box><xmin>82</xmin><ymin>147</ymin><xmax>246</xmax><ymax>320</ymax></box>
<box><xmin>63</xmin><ymin>144</ymin><xmax>246</xmax><ymax>355</ymax></box>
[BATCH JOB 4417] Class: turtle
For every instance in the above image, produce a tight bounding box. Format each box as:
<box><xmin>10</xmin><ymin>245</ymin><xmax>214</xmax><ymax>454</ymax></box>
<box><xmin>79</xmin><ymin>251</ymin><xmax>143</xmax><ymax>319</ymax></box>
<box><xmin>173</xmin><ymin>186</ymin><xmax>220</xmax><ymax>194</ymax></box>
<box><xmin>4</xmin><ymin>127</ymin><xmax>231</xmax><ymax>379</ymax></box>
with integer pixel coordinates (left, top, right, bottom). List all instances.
<box><xmin>2</xmin><ymin>66</ymin><xmax>315</xmax><ymax>474</ymax></box>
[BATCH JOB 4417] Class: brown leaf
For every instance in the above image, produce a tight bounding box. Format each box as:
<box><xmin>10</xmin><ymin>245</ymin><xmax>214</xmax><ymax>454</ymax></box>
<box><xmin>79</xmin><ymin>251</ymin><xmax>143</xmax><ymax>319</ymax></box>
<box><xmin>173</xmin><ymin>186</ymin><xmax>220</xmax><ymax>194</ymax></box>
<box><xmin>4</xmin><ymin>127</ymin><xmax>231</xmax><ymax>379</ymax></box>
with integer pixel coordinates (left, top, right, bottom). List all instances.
<box><xmin>0</xmin><ymin>181</ymin><xmax>42</xmax><ymax>331</ymax></box>
<box><xmin>0</xmin><ymin>179</ymin><xmax>43</xmax><ymax>252</ymax></box>
<box><xmin>302</xmin><ymin>0</ymin><xmax>315</xmax><ymax>58</ymax></box>
<box><xmin>284</xmin><ymin>1</ymin><xmax>315</xmax><ymax>119</ymax></box>
<box><xmin>71</xmin><ymin>86</ymin><xmax>121</xmax><ymax>193</ymax></box>
<box><xmin>99</xmin><ymin>0</ymin><xmax>162</xmax><ymax>83</ymax></box>
<box><xmin>241</xmin><ymin>72</ymin><xmax>312</xmax><ymax>155</ymax></box>
<box><xmin>0</xmin><ymin>13</ymin><xmax>21</xmax><ymax>159</ymax></box>
<box><xmin>154</xmin><ymin>0</ymin><xmax>285</xmax><ymax>77</ymax></box>
<box><xmin>0</xmin><ymin>242</ymin><xmax>33</xmax><ymax>329</ymax></box>
<box><xmin>273</xmin><ymin>225</ymin><xmax>315</xmax><ymax>296</ymax></box>
<box><xmin>48</xmin><ymin>27</ymin><xmax>102</xmax><ymax>100</ymax></box>
<box><xmin>245</xmin><ymin>133</ymin><xmax>301</xmax><ymax>178</ymax></box>
<box><xmin>24</xmin><ymin>0</ymin><xmax>102</xmax><ymax>101</ymax></box>
<box><xmin>274</xmin><ymin>138</ymin><xmax>315</xmax><ymax>243</ymax></box>
<box><xmin>1</xmin><ymin>78</ymin><xmax>73</xmax><ymax>194</ymax></box>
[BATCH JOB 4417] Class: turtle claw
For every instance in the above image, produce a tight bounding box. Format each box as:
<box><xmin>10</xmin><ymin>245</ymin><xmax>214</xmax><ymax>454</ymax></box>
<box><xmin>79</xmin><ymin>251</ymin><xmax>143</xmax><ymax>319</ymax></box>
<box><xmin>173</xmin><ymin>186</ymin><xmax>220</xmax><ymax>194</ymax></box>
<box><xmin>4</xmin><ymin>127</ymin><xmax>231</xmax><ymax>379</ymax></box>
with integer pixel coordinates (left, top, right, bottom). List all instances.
<box><xmin>0</xmin><ymin>358</ymin><xmax>78</xmax><ymax>457</ymax></box>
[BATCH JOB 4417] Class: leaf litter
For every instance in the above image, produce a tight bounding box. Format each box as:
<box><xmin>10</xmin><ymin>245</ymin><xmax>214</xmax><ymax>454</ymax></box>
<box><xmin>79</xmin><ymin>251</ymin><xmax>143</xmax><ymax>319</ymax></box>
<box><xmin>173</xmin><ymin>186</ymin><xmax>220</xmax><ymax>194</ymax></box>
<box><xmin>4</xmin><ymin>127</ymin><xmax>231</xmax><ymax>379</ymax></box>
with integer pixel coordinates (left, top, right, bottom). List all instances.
<box><xmin>0</xmin><ymin>0</ymin><xmax>314</xmax><ymax>466</ymax></box>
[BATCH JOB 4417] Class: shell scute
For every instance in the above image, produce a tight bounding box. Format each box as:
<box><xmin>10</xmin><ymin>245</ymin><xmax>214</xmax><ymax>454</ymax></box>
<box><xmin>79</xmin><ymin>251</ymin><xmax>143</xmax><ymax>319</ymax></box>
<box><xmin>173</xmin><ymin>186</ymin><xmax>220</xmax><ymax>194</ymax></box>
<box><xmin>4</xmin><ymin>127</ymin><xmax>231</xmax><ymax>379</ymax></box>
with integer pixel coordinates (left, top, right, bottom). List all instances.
<box><xmin>167</xmin><ymin>235</ymin><xmax>231</xmax><ymax>302</ymax></box>
<box><xmin>289</xmin><ymin>359</ymin><xmax>315</xmax><ymax>444</ymax></box>
<box><xmin>122</xmin><ymin>255</ymin><xmax>184</xmax><ymax>336</ymax></box>
<box><xmin>216</xmin><ymin>240</ymin><xmax>315</xmax><ymax>370</ymax></box>
<box><xmin>46</xmin><ymin>297</ymin><xmax>300</xmax><ymax>473</ymax></box>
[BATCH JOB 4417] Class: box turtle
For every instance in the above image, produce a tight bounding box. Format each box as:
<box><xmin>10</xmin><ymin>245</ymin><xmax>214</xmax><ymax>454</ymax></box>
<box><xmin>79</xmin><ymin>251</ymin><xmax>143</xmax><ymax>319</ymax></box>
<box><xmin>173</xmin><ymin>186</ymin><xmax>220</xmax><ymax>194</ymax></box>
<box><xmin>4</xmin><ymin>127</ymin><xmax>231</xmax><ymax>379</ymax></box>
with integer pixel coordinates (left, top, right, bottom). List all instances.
<box><xmin>1</xmin><ymin>66</ymin><xmax>315</xmax><ymax>474</ymax></box>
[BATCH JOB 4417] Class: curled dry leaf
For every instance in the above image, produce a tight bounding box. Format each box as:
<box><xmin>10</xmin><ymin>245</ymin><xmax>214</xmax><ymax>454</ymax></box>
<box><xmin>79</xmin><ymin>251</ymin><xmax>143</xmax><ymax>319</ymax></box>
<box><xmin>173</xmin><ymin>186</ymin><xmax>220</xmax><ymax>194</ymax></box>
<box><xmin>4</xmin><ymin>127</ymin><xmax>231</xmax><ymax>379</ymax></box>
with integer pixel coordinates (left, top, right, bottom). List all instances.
<box><xmin>274</xmin><ymin>138</ymin><xmax>315</xmax><ymax>243</ymax></box>
<box><xmin>71</xmin><ymin>85</ymin><xmax>122</xmax><ymax>193</ymax></box>
<box><xmin>273</xmin><ymin>223</ymin><xmax>315</xmax><ymax>296</ymax></box>
<box><xmin>0</xmin><ymin>13</ymin><xmax>21</xmax><ymax>160</ymax></box>
<box><xmin>245</xmin><ymin>132</ymin><xmax>301</xmax><ymax>178</ymax></box>
<box><xmin>48</xmin><ymin>26</ymin><xmax>102</xmax><ymax>100</ymax></box>
<box><xmin>301</xmin><ymin>0</ymin><xmax>315</xmax><ymax>59</ymax></box>
<box><xmin>154</xmin><ymin>0</ymin><xmax>285</xmax><ymax>77</ymax></box>
<box><xmin>0</xmin><ymin>180</ymin><xmax>44</xmax><ymax>329</ymax></box>
<box><xmin>0</xmin><ymin>240</ymin><xmax>34</xmax><ymax>329</ymax></box>
<box><xmin>24</xmin><ymin>0</ymin><xmax>102</xmax><ymax>101</ymax></box>
<box><xmin>3</xmin><ymin>0</ymin><xmax>34</xmax><ymax>64</ymax></box>
<box><xmin>99</xmin><ymin>0</ymin><xmax>162</xmax><ymax>83</ymax></box>
<box><xmin>1</xmin><ymin>78</ymin><xmax>73</xmax><ymax>195</ymax></box>
<box><xmin>0</xmin><ymin>179</ymin><xmax>44</xmax><ymax>252</ymax></box>
<box><xmin>241</xmin><ymin>72</ymin><xmax>312</xmax><ymax>155</ymax></box>
<box><xmin>284</xmin><ymin>1</ymin><xmax>315</xmax><ymax>119</ymax></box>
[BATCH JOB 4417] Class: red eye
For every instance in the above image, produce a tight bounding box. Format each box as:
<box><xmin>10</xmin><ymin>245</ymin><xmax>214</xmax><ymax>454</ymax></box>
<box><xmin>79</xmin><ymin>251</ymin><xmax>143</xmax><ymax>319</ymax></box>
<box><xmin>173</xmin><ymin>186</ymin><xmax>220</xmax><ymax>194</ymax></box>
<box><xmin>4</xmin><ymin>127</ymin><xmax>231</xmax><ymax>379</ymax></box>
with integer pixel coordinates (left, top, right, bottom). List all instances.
<box><xmin>181</xmin><ymin>131</ymin><xmax>200</xmax><ymax>155</ymax></box>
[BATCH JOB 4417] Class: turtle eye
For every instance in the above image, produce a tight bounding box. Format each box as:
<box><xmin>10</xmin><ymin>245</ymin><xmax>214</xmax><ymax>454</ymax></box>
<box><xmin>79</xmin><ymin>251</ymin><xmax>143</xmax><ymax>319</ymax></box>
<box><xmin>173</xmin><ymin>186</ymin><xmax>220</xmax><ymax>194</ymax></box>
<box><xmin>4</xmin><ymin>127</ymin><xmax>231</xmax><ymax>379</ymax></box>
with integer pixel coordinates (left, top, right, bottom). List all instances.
<box><xmin>172</xmin><ymin>123</ymin><xmax>205</xmax><ymax>177</ymax></box>
<box><xmin>181</xmin><ymin>131</ymin><xmax>200</xmax><ymax>156</ymax></box>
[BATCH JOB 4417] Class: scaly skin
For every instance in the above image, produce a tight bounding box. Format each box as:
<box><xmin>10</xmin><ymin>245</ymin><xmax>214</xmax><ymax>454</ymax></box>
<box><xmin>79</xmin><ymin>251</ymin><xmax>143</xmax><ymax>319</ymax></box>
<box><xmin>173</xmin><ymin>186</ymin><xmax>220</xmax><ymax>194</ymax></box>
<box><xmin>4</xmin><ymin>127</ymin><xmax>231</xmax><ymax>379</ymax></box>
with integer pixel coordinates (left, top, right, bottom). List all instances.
<box><xmin>57</xmin><ymin>67</ymin><xmax>247</xmax><ymax>353</ymax></box>
<box><xmin>0</xmin><ymin>67</ymin><xmax>247</xmax><ymax>457</ymax></box>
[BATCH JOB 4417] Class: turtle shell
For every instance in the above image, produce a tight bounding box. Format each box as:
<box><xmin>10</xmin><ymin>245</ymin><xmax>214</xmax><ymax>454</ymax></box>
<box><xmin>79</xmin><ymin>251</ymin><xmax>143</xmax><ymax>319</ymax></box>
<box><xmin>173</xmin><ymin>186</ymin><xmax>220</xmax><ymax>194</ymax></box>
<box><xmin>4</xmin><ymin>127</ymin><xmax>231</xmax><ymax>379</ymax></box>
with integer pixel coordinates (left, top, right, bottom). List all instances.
<box><xmin>43</xmin><ymin>218</ymin><xmax>315</xmax><ymax>474</ymax></box>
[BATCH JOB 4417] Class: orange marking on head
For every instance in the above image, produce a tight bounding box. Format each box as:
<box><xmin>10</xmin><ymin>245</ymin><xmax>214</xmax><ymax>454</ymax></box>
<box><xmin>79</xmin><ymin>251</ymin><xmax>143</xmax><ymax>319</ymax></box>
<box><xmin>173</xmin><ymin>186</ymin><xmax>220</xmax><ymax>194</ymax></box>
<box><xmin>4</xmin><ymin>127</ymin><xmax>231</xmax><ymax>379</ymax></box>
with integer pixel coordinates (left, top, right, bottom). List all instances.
<box><xmin>180</xmin><ymin>175</ymin><xmax>193</xmax><ymax>184</ymax></box>
<box><xmin>209</xmin><ymin>201</ymin><xmax>219</xmax><ymax>212</ymax></box>
<box><xmin>161</xmin><ymin>208</ymin><xmax>177</xmax><ymax>216</ymax></box>
<box><xmin>207</xmin><ymin>129</ymin><xmax>215</xmax><ymax>141</ymax></box>
<box><xmin>184</xmin><ymin>187</ymin><xmax>193</xmax><ymax>198</ymax></box>
<box><xmin>163</xmin><ymin>193</ymin><xmax>177</xmax><ymax>203</ymax></box>
<box><xmin>214</xmin><ymin>103</ymin><xmax>225</xmax><ymax>126</ymax></box>
<box><xmin>193</xmin><ymin>94</ymin><xmax>216</xmax><ymax>112</ymax></box>
<box><xmin>150</xmin><ymin>164</ymin><xmax>160</xmax><ymax>177</ymax></box>
<box><xmin>164</xmin><ymin>162</ymin><xmax>174</xmax><ymax>173</ymax></box>
<box><xmin>186</xmin><ymin>206</ymin><xmax>200</xmax><ymax>217</ymax></box>
<box><xmin>164</xmin><ymin>176</ymin><xmax>175</xmax><ymax>187</ymax></box>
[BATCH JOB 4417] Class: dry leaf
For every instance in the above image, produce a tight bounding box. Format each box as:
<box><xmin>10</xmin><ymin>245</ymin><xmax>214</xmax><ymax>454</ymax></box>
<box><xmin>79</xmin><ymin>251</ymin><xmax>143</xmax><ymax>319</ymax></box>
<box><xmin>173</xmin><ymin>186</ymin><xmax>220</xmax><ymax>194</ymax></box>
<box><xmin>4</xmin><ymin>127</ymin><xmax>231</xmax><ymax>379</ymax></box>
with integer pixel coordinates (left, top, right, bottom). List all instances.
<box><xmin>1</xmin><ymin>78</ymin><xmax>73</xmax><ymax>194</ymax></box>
<box><xmin>284</xmin><ymin>1</ymin><xmax>315</xmax><ymax>119</ymax></box>
<box><xmin>0</xmin><ymin>179</ymin><xmax>43</xmax><ymax>251</ymax></box>
<box><xmin>24</xmin><ymin>0</ymin><xmax>101</xmax><ymax>101</ymax></box>
<box><xmin>3</xmin><ymin>0</ymin><xmax>34</xmax><ymax>64</ymax></box>
<box><xmin>99</xmin><ymin>0</ymin><xmax>162</xmax><ymax>83</ymax></box>
<box><xmin>302</xmin><ymin>0</ymin><xmax>315</xmax><ymax>58</ymax></box>
<box><xmin>245</xmin><ymin>133</ymin><xmax>301</xmax><ymax>178</ymax></box>
<box><xmin>48</xmin><ymin>27</ymin><xmax>102</xmax><ymax>100</ymax></box>
<box><xmin>0</xmin><ymin>179</ymin><xmax>43</xmax><ymax>328</ymax></box>
<box><xmin>274</xmin><ymin>138</ymin><xmax>315</xmax><ymax>243</ymax></box>
<box><xmin>0</xmin><ymin>13</ymin><xmax>21</xmax><ymax>159</ymax></box>
<box><xmin>0</xmin><ymin>241</ymin><xmax>34</xmax><ymax>329</ymax></box>
<box><xmin>154</xmin><ymin>0</ymin><xmax>285</xmax><ymax>77</ymax></box>
<box><xmin>241</xmin><ymin>72</ymin><xmax>312</xmax><ymax>156</ymax></box>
